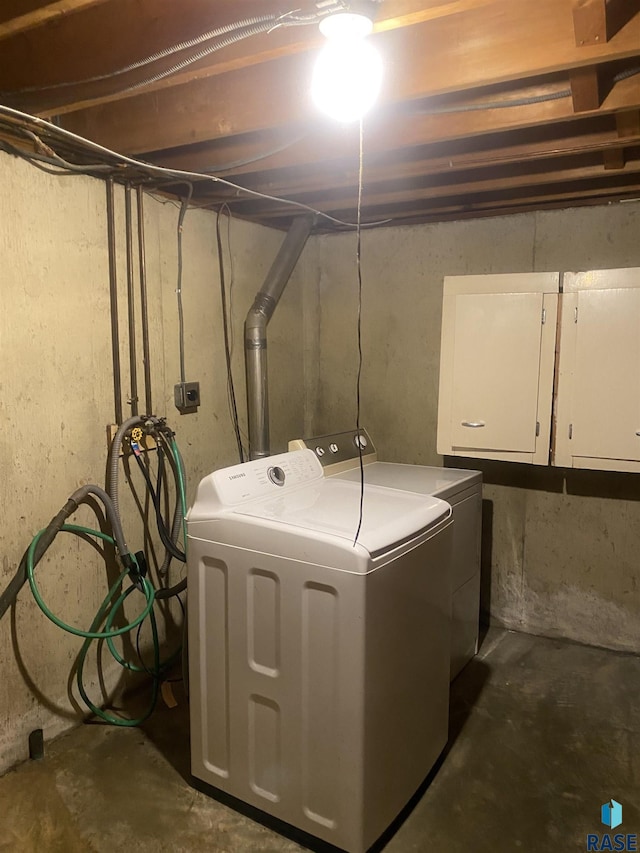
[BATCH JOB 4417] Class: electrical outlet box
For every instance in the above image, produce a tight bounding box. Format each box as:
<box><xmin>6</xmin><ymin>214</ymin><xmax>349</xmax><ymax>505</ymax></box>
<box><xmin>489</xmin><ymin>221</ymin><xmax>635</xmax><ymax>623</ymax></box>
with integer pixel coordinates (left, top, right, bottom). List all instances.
<box><xmin>174</xmin><ymin>381</ymin><xmax>200</xmax><ymax>414</ymax></box>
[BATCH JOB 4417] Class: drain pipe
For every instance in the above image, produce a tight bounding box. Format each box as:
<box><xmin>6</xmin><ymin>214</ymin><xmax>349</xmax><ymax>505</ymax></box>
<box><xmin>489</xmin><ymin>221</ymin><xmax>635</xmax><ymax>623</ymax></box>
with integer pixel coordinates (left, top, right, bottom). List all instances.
<box><xmin>245</xmin><ymin>214</ymin><xmax>315</xmax><ymax>459</ymax></box>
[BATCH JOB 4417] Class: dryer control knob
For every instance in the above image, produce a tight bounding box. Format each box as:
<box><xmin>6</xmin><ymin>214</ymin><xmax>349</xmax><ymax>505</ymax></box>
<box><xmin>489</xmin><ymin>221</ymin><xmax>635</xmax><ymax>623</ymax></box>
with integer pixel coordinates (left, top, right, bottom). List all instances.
<box><xmin>315</xmin><ymin>446</ymin><xmax>325</xmax><ymax>457</ymax></box>
<box><xmin>354</xmin><ymin>434</ymin><xmax>368</xmax><ymax>450</ymax></box>
<box><xmin>267</xmin><ymin>466</ymin><xmax>286</xmax><ymax>486</ymax></box>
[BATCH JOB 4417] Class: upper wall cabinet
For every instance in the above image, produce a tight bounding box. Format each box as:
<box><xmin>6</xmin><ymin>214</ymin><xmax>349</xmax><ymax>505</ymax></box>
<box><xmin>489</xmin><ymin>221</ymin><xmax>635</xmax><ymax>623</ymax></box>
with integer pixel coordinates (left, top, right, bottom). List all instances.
<box><xmin>437</xmin><ymin>273</ymin><xmax>560</xmax><ymax>465</ymax></box>
<box><xmin>554</xmin><ymin>268</ymin><xmax>640</xmax><ymax>473</ymax></box>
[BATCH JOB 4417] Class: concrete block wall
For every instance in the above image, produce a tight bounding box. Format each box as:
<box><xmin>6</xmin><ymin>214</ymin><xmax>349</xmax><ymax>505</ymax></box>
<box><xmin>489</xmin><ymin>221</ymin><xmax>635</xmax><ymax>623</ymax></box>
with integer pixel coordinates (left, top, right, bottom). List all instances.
<box><xmin>0</xmin><ymin>152</ymin><xmax>306</xmax><ymax>774</ymax></box>
<box><xmin>304</xmin><ymin>201</ymin><xmax>640</xmax><ymax>654</ymax></box>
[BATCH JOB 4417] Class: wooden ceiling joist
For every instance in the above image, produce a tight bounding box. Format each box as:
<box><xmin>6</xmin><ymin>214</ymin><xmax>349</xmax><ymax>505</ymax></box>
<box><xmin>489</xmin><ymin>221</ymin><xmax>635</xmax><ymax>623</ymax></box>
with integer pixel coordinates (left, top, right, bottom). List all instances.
<box><xmin>47</xmin><ymin>0</ymin><xmax>640</xmax><ymax>151</ymax></box>
<box><xmin>0</xmin><ymin>0</ymin><xmax>108</xmax><ymax>41</ymax></box>
<box><xmin>222</xmin><ymin>149</ymin><xmax>640</xmax><ymax>218</ymax></box>
<box><xmin>57</xmin><ymin>68</ymin><xmax>640</xmax><ymax>164</ymax></box>
<box><xmin>220</xmin><ymin>130</ymin><xmax>640</xmax><ymax>199</ymax></box>
<box><xmin>0</xmin><ymin>0</ymin><xmax>497</xmax><ymax>115</ymax></box>
<box><xmin>0</xmin><ymin>0</ymin><xmax>639</xmax><ymax>227</ymax></box>
<box><xmin>572</xmin><ymin>0</ymin><xmax>640</xmax><ymax>47</ymax></box>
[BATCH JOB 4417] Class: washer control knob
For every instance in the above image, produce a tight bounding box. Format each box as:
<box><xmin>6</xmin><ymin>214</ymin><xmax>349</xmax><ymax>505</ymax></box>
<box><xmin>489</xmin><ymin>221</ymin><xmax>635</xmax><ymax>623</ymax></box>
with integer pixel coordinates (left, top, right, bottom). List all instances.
<box><xmin>354</xmin><ymin>433</ymin><xmax>368</xmax><ymax>450</ymax></box>
<box><xmin>267</xmin><ymin>466</ymin><xmax>286</xmax><ymax>486</ymax></box>
<box><xmin>329</xmin><ymin>443</ymin><xmax>339</xmax><ymax>453</ymax></box>
<box><xmin>315</xmin><ymin>446</ymin><xmax>325</xmax><ymax>457</ymax></box>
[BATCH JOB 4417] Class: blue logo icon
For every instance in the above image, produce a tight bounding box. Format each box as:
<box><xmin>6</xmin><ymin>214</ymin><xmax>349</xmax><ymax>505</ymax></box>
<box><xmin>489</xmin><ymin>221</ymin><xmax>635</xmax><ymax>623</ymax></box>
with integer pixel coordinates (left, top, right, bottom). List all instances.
<box><xmin>602</xmin><ymin>800</ymin><xmax>623</xmax><ymax>830</ymax></box>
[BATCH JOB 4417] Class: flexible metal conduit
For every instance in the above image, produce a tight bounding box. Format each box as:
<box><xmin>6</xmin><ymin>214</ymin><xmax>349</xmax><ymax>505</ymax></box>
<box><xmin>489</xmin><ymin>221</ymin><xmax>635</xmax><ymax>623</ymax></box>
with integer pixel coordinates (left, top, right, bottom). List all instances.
<box><xmin>244</xmin><ymin>214</ymin><xmax>315</xmax><ymax>459</ymax></box>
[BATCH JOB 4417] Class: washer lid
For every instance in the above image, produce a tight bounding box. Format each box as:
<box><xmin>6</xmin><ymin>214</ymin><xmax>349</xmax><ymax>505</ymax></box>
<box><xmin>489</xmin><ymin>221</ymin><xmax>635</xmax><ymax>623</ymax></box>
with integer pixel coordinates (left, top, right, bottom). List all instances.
<box><xmin>336</xmin><ymin>461</ymin><xmax>481</xmax><ymax>499</ymax></box>
<box><xmin>233</xmin><ymin>478</ymin><xmax>450</xmax><ymax>556</ymax></box>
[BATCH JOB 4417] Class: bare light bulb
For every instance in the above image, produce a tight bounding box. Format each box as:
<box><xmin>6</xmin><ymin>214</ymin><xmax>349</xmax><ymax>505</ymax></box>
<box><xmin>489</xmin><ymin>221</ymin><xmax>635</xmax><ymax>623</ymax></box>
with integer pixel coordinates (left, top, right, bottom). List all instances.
<box><xmin>311</xmin><ymin>13</ymin><xmax>382</xmax><ymax>123</ymax></box>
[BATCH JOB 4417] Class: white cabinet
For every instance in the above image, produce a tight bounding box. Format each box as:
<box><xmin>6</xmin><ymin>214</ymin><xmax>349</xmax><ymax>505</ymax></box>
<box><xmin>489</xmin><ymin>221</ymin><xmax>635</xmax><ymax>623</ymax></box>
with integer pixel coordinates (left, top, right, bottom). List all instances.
<box><xmin>437</xmin><ymin>273</ymin><xmax>560</xmax><ymax>465</ymax></box>
<box><xmin>554</xmin><ymin>268</ymin><xmax>640</xmax><ymax>472</ymax></box>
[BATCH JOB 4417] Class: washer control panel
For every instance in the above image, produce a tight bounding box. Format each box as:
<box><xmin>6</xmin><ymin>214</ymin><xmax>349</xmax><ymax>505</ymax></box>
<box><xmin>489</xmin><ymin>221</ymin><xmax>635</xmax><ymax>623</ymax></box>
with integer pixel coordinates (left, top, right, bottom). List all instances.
<box><xmin>289</xmin><ymin>428</ymin><xmax>376</xmax><ymax>468</ymax></box>
<box><xmin>209</xmin><ymin>450</ymin><xmax>323</xmax><ymax>506</ymax></box>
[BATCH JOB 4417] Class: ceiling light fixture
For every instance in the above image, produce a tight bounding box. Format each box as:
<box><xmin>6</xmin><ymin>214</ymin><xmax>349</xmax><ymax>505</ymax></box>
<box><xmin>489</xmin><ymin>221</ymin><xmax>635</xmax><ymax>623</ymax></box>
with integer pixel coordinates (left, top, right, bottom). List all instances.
<box><xmin>311</xmin><ymin>2</ymin><xmax>383</xmax><ymax>123</ymax></box>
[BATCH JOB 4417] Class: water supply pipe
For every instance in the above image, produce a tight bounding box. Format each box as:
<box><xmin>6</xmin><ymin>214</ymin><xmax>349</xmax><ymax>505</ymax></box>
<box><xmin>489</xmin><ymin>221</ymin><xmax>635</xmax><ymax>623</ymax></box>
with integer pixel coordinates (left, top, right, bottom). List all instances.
<box><xmin>244</xmin><ymin>214</ymin><xmax>315</xmax><ymax>459</ymax></box>
<box><xmin>106</xmin><ymin>179</ymin><xmax>123</xmax><ymax>425</ymax></box>
<box><xmin>136</xmin><ymin>186</ymin><xmax>153</xmax><ymax>415</ymax></box>
<box><xmin>124</xmin><ymin>184</ymin><xmax>139</xmax><ymax>416</ymax></box>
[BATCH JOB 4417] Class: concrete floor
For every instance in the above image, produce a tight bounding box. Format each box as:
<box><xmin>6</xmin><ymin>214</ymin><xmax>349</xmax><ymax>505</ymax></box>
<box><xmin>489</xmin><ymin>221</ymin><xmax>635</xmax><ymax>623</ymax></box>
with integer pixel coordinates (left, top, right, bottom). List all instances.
<box><xmin>1</xmin><ymin>628</ymin><xmax>639</xmax><ymax>852</ymax></box>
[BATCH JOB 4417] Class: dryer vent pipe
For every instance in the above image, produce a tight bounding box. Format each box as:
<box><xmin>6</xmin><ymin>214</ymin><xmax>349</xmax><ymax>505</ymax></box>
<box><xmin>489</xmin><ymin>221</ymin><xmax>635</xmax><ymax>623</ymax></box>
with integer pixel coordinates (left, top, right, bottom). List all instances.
<box><xmin>244</xmin><ymin>214</ymin><xmax>315</xmax><ymax>460</ymax></box>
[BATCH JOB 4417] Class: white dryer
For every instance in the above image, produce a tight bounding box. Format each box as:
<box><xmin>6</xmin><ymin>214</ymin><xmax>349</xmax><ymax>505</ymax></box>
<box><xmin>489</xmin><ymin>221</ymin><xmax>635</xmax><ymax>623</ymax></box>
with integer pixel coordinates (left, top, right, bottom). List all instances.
<box><xmin>187</xmin><ymin>449</ymin><xmax>453</xmax><ymax>853</ymax></box>
<box><xmin>289</xmin><ymin>429</ymin><xmax>482</xmax><ymax>679</ymax></box>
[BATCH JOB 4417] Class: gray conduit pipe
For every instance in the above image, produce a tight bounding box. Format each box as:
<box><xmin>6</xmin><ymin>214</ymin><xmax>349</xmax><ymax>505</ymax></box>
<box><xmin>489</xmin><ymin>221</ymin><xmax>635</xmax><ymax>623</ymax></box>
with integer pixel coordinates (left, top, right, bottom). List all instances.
<box><xmin>136</xmin><ymin>186</ymin><xmax>153</xmax><ymax>415</ymax></box>
<box><xmin>106</xmin><ymin>179</ymin><xmax>123</xmax><ymax>425</ymax></box>
<box><xmin>244</xmin><ymin>214</ymin><xmax>316</xmax><ymax>459</ymax></box>
<box><xmin>125</xmin><ymin>185</ymin><xmax>139</xmax><ymax>416</ymax></box>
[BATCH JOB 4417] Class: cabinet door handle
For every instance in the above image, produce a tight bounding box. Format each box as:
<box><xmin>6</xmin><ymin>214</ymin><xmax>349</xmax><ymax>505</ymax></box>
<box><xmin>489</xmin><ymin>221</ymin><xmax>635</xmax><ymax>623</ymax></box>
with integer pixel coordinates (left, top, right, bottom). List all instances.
<box><xmin>636</xmin><ymin>431</ymin><xmax>640</xmax><ymax>437</ymax></box>
<box><xmin>461</xmin><ymin>421</ymin><xmax>485</xmax><ymax>428</ymax></box>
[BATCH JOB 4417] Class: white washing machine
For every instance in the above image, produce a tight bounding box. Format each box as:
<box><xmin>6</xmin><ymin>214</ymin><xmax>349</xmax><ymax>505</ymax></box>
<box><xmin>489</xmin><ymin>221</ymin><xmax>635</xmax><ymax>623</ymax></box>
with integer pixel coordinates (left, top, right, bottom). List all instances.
<box><xmin>187</xmin><ymin>449</ymin><xmax>453</xmax><ymax>853</ymax></box>
<box><xmin>289</xmin><ymin>430</ymin><xmax>482</xmax><ymax>680</ymax></box>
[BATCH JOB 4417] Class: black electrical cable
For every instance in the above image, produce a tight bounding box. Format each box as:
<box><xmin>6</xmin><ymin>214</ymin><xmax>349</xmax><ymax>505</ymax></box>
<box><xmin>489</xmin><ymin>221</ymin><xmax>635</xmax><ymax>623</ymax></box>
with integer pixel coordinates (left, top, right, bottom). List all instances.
<box><xmin>0</xmin><ymin>140</ymin><xmax>86</xmax><ymax>176</ymax></box>
<box><xmin>420</xmin><ymin>66</ymin><xmax>640</xmax><ymax>116</ymax></box>
<box><xmin>216</xmin><ymin>207</ymin><xmax>245</xmax><ymax>463</ymax></box>
<box><xmin>0</xmin><ymin>106</ymin><xmax>393</xmax><ymax>229</ymax></box>
<box><xmin>353</xmin><ymin>118</ymin><xmax>365</xmax><ymax>547</ymax></box>
<box><xmin>135</xmin><ymin>593</ymin><xmax>185</xmax><ymax>679</ymax></box>
<box><xmin>132</xmin><ymin>449</ymin><xmax>185</xmax><ymax>563</ymax></box>
<box><xmin>155</xmin><ymin>442</ymin><xmax>183</xmax><ymax>552</ymax></box>
<box><xmin>175</xmin><ymin>186</ymin><xmax>193</xmax><ymax>386</ymax></box>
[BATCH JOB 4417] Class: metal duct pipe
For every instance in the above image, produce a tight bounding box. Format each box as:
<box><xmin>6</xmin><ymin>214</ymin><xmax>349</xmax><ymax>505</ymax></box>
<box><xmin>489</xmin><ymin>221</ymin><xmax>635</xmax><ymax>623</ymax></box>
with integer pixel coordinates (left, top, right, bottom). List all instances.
<box><xmin>244</xmin><ymin>214</ymin><xmax>315</xmax><ymax>459</ymax></box>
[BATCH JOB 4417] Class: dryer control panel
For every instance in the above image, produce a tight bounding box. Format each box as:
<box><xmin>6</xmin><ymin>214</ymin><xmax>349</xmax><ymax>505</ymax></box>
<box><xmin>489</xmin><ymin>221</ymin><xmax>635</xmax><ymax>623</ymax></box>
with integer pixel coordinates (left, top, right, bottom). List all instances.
<box><xmin>289</xmin><ymin>428</ymin><xmax>377</xmax><ymax>471</ymax></box>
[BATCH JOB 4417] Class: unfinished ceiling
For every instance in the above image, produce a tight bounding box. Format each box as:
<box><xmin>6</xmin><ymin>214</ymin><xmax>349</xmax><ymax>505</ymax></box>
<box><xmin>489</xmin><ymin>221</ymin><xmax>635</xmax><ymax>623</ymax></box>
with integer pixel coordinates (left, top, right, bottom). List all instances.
<box><xmin>1</xmin><ymin>0</ymin><xmax>639</xmax><ymax>229</ymax></box>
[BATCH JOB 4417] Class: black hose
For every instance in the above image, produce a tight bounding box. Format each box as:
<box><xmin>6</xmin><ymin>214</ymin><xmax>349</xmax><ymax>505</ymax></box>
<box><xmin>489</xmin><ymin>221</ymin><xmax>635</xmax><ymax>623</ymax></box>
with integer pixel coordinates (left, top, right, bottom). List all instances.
<box><xmin>132</xmin><ymin>450</ymin><xmax>185</xmax><ymax>562</ymax></box>
<box><xmin>155</xmin><ymin>577</ymin><xmax>187</xmax><ymax>599</ymax></box>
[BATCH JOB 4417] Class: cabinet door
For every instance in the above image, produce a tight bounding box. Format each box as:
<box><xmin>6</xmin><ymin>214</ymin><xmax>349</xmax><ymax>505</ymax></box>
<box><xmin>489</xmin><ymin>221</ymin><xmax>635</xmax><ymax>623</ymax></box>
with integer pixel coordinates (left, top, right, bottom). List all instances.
<box><xmin>556</xmin><ymin>286</ymin><xmax>640</xmax><ymax>467</ymax></box>
<box><xmin>438</xmin><ymin>272</ymin><xmax>559</xmax><ymax>465</ymax></box>
<box><xmin>449</xmin><ymin>292</ymin><xmax>544</xmax><ymax>453</ymax></box>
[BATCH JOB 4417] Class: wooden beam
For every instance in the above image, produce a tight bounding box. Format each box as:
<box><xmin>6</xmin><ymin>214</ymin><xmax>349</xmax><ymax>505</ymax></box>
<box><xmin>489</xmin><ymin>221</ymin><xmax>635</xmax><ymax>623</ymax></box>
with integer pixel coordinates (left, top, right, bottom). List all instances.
<box><xmin>222</xmin><ymin>180</ymin><xmax>640</xmax><ymax>230</ymax></box>
<box><xmin>150</xmin><ymin>111</ymin><xmax>621</xmax><ymax>177</ymax></box>
<box><xmin>570</xmin><ymin>66</ymin><xmax>603</xmax><ymax>111</ymax></box>
<box><xmin>366</xmin><ymin>183</ymin><xmax>640</xmax><ymax>222</ymax></box>
<box><xmin>603</xmin><ymin>147</ymin><xmax>625</xmax><ymax>168</ymax></box>
<box><xmin>31</xmin><ymin>0</ymin><xmax>640</xmax><ymax>125</ymax></box>
<box><xmin>617</xmin><ymin>109</ymin><xmax>640</xmax><ymax>137</ymax></box>
<box><xmin>572</xmin><ymin>0</ymin><xmax>640</xmax><ymax>46</ymax></box>
<box><xmin>0</xmin><ymin>0</ymin><xmax>109</xmax><ymax>41</ymax></box>
<box><xmin>61</xmin><ymin>67</ymin><xmax>640</xmax><ymax>161</ymax></box>
<box><xmin>572</xmin><ymin>0</ymin><xmax>608</xmax><ymax>46</ymax></box>
<box><xmin>230</xmin><ymin>153</ymin><xmax>640</xmax><ymax>216</ymax></box>
<box><xmin>0</xmin><ymin>0</ymin><xmax>496</xmax><ymax>110</ymax></box>
<box><xmin>229</xmin><ymin>131</ymin><xmax>640</xmax><ymax>198</ymax></box>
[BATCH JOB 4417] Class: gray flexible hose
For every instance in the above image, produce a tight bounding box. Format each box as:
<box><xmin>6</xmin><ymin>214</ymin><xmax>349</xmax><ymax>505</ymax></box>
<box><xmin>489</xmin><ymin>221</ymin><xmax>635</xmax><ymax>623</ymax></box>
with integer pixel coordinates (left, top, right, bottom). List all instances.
<box><xmin>108</xmin><ymin>415</ymin><xmax>144</xmax><ymax>517</ymax></box>
<box><xmin>70</xmin><ymin>483</ymin><xmax>130</xmax><ymax>557</ymax></box>
<box><xmin>0</xmin><ymin>485</ymin><xmax>131</xmax><ymax>622</ymax></box>
<box><xmin>119</xmin><ymin>21</ymin><xmax>276</xmax><ymax>95</ymax></box>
